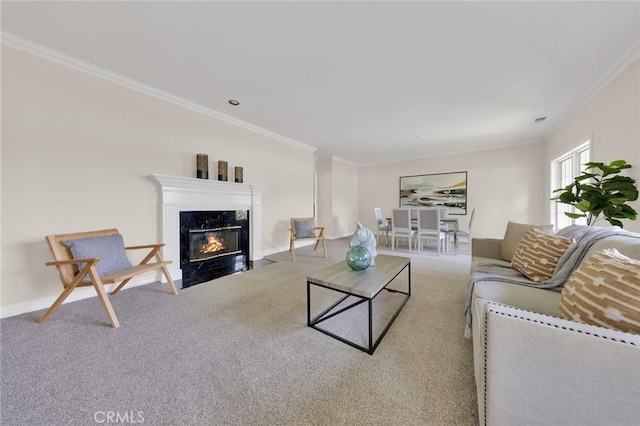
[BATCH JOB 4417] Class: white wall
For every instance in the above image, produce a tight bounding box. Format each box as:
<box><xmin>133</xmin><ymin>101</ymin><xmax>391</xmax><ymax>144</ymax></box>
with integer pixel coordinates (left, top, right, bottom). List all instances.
<box><xmin>544</xmin><ymin>59</ymin><xmax>640</xmax><ymax>233</ymax></box>
<box><xmin>1</xmin><ymin>47</ymin><xmax>315</xmax><ymax>309</ymax></box>
<box><xmin>358</xmin><ymin>142</ymin><xmax>545</xmax><ymax>239</ymax></box>
<box><xmin>316</xmin><ymin>158</ymin><xmax>333</xmax><ymax>235</ymax></box>
<box><xmin>358</xmin><ymin>58</ymin><xmax>640</xmax><ymax>239</ymax></box>
<box><xmin>316</xmin><ymin>156</ymin><xmax>359</xmax><ymax>239</ymax></box>
<box><xmin>3</xmin><ymin>44</ymin><xmax>638</xmax><ymax>315</ymax></box>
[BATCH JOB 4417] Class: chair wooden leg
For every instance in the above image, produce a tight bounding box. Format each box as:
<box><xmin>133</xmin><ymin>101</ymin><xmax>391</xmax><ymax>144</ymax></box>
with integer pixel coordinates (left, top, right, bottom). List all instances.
<box><xmin>162</xmin><ymin>265</ymin><xmax>179</xmax><ymax>295</ymax></box>
<box><xmin>322</xmin><ymin>238</ymin><xmax>328</xmax><ymax>258</ymax></box>
<box><xmin>88</xmin><ymin>268</ymin><xmax>120</xmax><ymax>328</ymax></box>
<box><xmin>155</xmin><ymin>251</ymin><xmax>178</xmax><ymax>295</ymax></box>
<box><xmin>37</xmin><ymin>284</ymin><xmax>78</xmax><ymax>324</ymax></box>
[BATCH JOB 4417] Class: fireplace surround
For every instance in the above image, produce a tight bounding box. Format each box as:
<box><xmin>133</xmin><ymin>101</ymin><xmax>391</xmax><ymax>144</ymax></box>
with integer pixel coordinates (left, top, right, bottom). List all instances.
<box><xmin>150</xmin><ymin>174</ymin><xmax>267</xmax><ymax>285</ymax></box>
<box><xmin>180</xmin><ymin>210</ymin><xmax>249</xmax><ymax>287</ymax></box>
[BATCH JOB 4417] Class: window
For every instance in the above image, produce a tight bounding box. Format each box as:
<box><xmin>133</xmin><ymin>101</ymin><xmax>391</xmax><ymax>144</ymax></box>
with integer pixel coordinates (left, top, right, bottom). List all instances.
<box><xmin>551</xmin><ymin>138</ymin><xmax>591</xmax><ymax>229</ymax></box>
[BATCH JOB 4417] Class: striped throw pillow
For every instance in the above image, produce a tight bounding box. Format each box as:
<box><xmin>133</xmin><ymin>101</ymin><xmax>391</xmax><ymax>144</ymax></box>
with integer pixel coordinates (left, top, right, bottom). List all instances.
<box><xmin>511</xmin><ymin>228</ymin><xmax>574</xmax><ymax>282</ymax></box>
<box><xmin>559</xmin><ymin>249</ymin><xmax>640</xmax><ymax>334</ymax></box>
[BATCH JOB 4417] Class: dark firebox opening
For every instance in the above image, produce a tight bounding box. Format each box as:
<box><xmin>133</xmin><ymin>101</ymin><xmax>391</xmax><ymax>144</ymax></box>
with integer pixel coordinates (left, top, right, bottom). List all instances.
<box><xmin>180</xmin><ymin>210</ymin><xmax>249</xmax><ymax>288</ymax></box>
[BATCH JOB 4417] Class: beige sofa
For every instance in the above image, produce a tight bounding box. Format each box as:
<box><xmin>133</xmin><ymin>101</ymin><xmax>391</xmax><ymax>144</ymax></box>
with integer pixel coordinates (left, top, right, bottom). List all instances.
<box><xmin>468</xmin><ymin>224</ymin><xmax>640</xmax><ymax>426</ymax></box>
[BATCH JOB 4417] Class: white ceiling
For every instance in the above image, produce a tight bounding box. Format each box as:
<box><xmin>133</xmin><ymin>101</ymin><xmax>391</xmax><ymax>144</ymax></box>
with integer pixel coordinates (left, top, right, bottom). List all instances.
<box><xmin>2</xmin><ymin>1</ymin><xmax>639</xmax><ymax>165</ymax></box>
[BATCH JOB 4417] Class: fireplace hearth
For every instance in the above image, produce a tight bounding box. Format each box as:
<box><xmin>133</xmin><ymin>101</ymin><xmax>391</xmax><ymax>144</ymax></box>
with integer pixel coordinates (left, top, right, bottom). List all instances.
<box><xmin>180</xmin><ymin>210</ymin><xmax>250</xmax><ymax>288</ymax></box>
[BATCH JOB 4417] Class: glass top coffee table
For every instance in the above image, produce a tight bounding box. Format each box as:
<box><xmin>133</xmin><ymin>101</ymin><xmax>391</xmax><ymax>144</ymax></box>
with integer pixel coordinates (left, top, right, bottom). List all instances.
<box><xmin>307</xmin><ymin>254</ymin><xmax>411</xmax><ymax>355</ymax></box>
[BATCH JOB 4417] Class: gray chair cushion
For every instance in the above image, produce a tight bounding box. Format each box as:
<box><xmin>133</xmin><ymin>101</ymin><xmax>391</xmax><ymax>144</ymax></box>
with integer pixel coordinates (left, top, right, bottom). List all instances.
<box><xmin>64</xmin><ymin>234</ymin><xmax>132</xmax><ymax>276</ymax></box>
<box><xmin>294</xmin><ymin>220</ymin><xmax>316</xmax><ymax>238</ymax></box>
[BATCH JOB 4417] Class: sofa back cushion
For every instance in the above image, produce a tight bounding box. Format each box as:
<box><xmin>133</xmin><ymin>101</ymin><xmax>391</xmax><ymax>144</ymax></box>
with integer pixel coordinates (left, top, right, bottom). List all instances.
<box><xmin>501</xmin><ymin>221</ymin><xmax>554</xmax><ymax>262</ymax></box>
<box><xmin>559</xmin><ymin>248</ymin><xmax>640</xmax><ymax>334</ymax></box>
<box><xmin>584</xmin><ymin>234</ymin><xmax>640</xmax><ymax>261</ymax></box>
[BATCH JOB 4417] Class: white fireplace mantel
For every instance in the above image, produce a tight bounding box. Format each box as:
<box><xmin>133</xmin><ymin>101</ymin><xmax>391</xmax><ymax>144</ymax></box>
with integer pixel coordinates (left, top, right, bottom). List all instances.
<box><xmin>150</xmin><ymin>174</ymin><xmax>267</xmax><ymax>281</ymax></box>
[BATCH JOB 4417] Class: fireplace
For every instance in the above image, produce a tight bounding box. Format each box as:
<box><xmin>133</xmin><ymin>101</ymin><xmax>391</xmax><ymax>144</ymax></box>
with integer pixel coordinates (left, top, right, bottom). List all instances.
<box><xmin>180</xmin><ymin>210</ymin><xmax>250</xmax><ymax>288</ymax></box>
<box><xmin>149</xmin><ymin>174</ymin><xmax>267</xmax><ymax>285</ymax></box>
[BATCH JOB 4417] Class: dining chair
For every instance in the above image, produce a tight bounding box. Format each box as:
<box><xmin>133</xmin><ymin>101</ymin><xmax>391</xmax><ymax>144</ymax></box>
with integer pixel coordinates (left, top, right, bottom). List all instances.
<box><xmin>451</xmin><ymin>207</ymin><xmax>475</xmax><ymax>248</ymax></box>
<box><xmin>417</xmin><ymin>208</ymin><xmax>447</xmax><ymax>254</ymax></box>
<box><xmin>374</xmin><ymin>207</ymin><xmax>388</xmax><ymax>245</ymax></box>
<box><xmin>391</xmin><ymin>209</ymin><xmax>416</xmax><ymax>250</ymax></box>
<box><xmin>438</xmin><ymin>207</ymin><xmax>454</xmax><ymax>246</ymax></box>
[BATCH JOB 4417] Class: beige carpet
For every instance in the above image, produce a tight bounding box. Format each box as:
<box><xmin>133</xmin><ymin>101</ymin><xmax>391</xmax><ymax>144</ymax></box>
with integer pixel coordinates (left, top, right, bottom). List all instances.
<box><xmin>0</xmin><ymin>238</ymin><xmax>478</xmax><ymax>425</ymax></box>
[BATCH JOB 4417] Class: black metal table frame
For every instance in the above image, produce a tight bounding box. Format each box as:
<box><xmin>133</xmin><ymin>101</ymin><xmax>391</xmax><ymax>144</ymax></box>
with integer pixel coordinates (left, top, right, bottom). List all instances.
<box><xmin>307</xmin><ymin>262</ymin><xmax>411</xmax><ymax>355</ymax></box>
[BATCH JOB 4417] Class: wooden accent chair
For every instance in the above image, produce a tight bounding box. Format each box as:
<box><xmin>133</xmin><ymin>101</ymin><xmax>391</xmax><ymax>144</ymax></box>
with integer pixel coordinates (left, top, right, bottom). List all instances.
<box><xmin>289</xmin><ymin>217</ymin><xmax>327</xmax><ymax>261</ymax></box>
<box><xmin>41</xmin><ymin>228</ymin><xmax>178</xmax><ymax>328</ymax></box>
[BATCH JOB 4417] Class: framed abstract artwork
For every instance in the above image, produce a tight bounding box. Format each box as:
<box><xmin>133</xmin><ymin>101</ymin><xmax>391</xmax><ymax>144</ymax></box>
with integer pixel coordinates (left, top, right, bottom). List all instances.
<box><xmin>399</xmin><ymin>171</ymin><xmax>468</xmax><ymax>215</ymax></box>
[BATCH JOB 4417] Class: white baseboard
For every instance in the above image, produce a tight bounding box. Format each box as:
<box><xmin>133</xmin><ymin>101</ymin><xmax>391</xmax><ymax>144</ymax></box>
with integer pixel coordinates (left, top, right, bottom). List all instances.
<box><xmin>261</xmin><ymin>240</ymin><xmax>316</xmax><ymax>258</ymax></box>
<box><xmin>0</xmin><ymin>275</ymin><xmax>157</xmax><ymax>319</ymax></box>
<box><xmin>1</xmin><ymin>240</ymin><xmax>327</xmax><ymax>319</ymax></box>
<box><xmin>327</xmin><ymin>232</ymin><xmax>352</xmax><ymax>240</ymax></box>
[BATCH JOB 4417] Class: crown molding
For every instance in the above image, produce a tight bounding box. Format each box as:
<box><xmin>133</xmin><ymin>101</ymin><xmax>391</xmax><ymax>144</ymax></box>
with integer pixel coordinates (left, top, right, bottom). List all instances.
<box><xmin>330</xmin><ymin>155</ymin><xmax>359</xmax><ymax>167</ymax></box>
<box><xmin>544</xmin><ymin>39</ymin><xmax>640</xmax><ymax>140</ymax></box>
<box><xmin>1</xmin><ymin>31</ymin><xmax>316</xmax><ymax>153</ymax></box>
<box><xmin>361</xmin><ymin>138</ymin><xmax>543</xmax><ymax>167</ymax></box>
<box><xmin>314</xmin><ymin>154</ymin><xmax>359</xmax><ymax>168</ymax></box>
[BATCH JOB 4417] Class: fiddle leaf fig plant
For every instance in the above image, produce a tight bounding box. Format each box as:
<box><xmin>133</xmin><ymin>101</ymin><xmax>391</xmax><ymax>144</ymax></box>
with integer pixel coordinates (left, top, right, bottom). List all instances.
<box><xmin>552</xmin><ymin>160</ymin><xmax>638</xmax><ymax>228</ymax></box>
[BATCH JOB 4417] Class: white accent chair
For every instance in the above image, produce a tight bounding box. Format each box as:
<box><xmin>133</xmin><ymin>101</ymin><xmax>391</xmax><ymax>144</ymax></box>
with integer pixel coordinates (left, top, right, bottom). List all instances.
<box><xmin>416</xmin><ymin>208</ymin><xmax>447</xmax><ymax>254</ymax></box>
<box><xmin>391</xmin><ymin>209</ymin><xmax>416</xmax><ymax>250</ymax></box>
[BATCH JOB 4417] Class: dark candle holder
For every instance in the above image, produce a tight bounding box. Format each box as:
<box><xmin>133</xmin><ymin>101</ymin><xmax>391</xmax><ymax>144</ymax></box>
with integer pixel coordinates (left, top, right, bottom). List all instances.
<box><xmin>196</xmin><ymin>154</ymin><xmax>208</xmax><ymax>179</ymax></box>
<box><xmin>218</xmin><ymin>161</ymin><xmax>228</xmax><ymax>181</ymax></box>
<box><xmin>234</xmin><ymin>166</ymin><xmax>243</xmax><ymax>183</ymax></box>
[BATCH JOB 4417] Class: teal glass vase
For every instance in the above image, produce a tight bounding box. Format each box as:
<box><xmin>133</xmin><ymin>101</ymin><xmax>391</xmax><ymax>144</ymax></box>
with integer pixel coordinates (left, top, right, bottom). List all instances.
<box><xmin>346</xmin><ymin>246</ymin><xmax>372</xmax><ymax>271</ymax></box>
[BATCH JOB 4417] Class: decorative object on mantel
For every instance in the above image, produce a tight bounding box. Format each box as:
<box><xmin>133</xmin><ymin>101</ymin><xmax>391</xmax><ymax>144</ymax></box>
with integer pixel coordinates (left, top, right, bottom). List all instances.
<box><xmin>346</xmin><ymin>222</ymin><xmax>377</xmax><ymax>270</ymax></box>
<box><xmin>218</xmin><ymin>160</ymin><xmax>228</xmax><ymax>181</ymax></box>
<box><xmin>552</xmin><ymin>160</ymin><xmax>638</xmax><ymax>227</ymax></box>
<box><xmin>196</xmin><ymin>154</ymin><xmax>209</xmax><ymax>179</ymax></box>
<box><xmin>235</xmin><ymin>166</ymin><xmax>243</xmax><ymax>183</ymax></box>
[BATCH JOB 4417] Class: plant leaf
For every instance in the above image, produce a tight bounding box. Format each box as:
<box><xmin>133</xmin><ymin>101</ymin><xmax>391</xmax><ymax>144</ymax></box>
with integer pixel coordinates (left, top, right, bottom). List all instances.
<box><xmin>574</xmin><ymin>174</ymin><xmax>596</xmax><ymax>182</ymax></box>
<box><xmin>564</xmin><ymin>212</ymin><xmax>585</xmax><ymax>219</ymax></box>
<box><xmin>575</xmin><ymin>200</ymin><xmax>592</xmax><ymax>212</ymax></box>
<box><xmin>609</xmin><ymin>219</ymin><xmax>624</xmax><ymax>227</ymax></box>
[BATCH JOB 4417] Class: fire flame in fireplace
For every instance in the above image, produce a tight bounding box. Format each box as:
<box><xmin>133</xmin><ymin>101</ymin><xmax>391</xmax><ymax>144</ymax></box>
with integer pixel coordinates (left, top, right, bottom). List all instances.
<box><xmin>198</xmin><ymin>236</ymin><xmax>226</xmax><ymax>254</ymax></box>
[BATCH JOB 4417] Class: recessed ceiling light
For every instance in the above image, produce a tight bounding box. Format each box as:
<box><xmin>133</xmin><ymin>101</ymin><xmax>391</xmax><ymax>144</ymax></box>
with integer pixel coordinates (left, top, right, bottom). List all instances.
<box><xmin>228</xmin><ymin>99</ymin><xmax>240</xmax><ymax>106</ymax></box>
<box><xmin>534</xmin><ymin>116</ymin><xmax>547</xmax><ymax>123</ymax></box>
